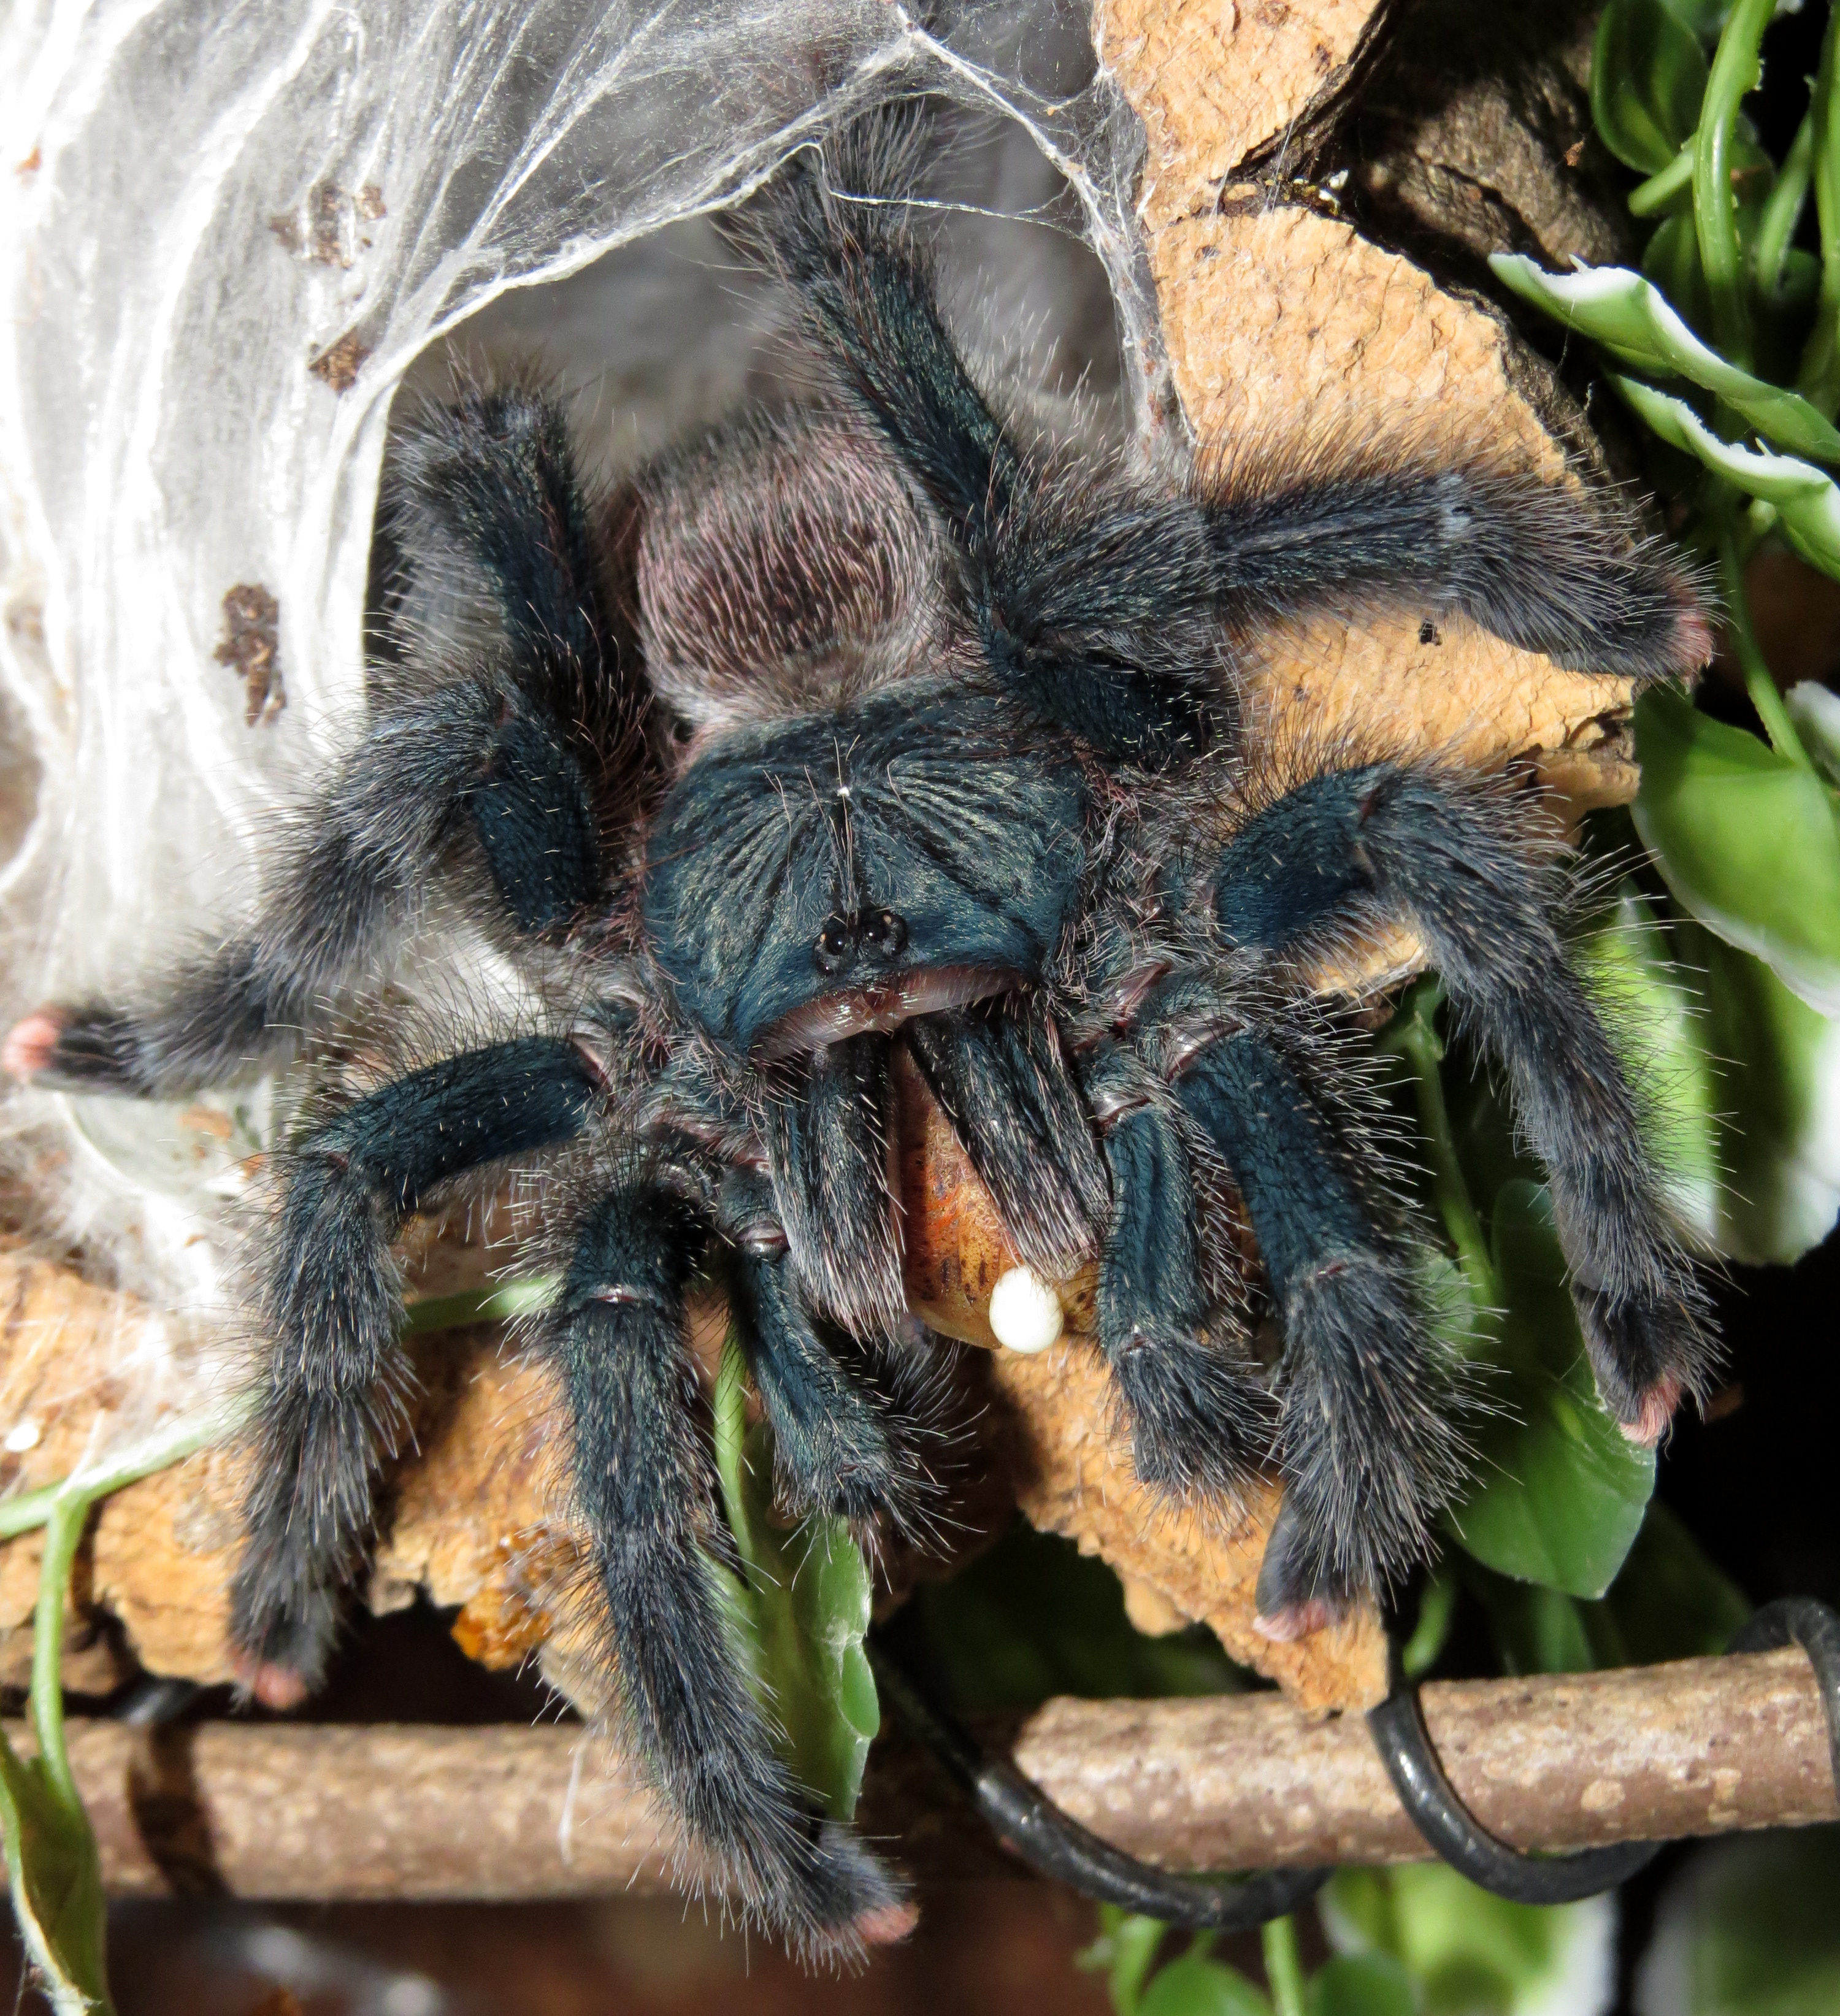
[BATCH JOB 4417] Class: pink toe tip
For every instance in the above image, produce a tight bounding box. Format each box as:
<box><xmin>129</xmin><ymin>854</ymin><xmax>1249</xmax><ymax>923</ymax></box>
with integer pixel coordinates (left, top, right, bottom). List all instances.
<box><xmin>2</xmin><ymin>1008</ymin><xmax>65</xmax><ymax>1082</ymax></box>
<box><xmin>856</xmin><ymin>1901</ymin><xmax>921</xmax><ymax>1947</ymax></box>
<box><xmin>234</xmin><ymin>1654</ymin><xmax>311</xmax><ymax>1711</ymax></box>
<box><xmin>1620</xmin><ymin>1374</ymin><xmax>1684</xmax><ymax>1449</ymax></box>
<box><xmin>1673</xmin><ymin>605</ymin><xmax>1716</xmax><ymax>673</ymax></box>
<box><xmin>1252</xmin><ymin>1599</ymin><xmax>1334</xmax><ymax>1644</ymax></box>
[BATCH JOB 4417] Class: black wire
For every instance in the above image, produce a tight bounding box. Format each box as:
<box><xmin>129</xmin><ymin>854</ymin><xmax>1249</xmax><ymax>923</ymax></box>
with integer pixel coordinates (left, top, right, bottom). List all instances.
<box><xmin>1728</xmin><ymin>1596</ymin><xmax>1840</xmax><ymax>1787</ymax></box>
<box><xmin>1366</xmin><ymin>1682</ymin><xmax>1663</xmax><ymax>1905</ymax></box>
<box><xmin>867</xmin><ymin>1637</ymin><xmax>1330</xmax><ymax>1930</ymax></box>
<box><xmin>876</xmin><ymin>1597</ymin><xmax>1840</xmax><ymax>1924</ymax></box>
<box><xmin>1367</xmin><ymin>1596</ymin><xmax>1840</xmax><ymax>1907</ymax></box>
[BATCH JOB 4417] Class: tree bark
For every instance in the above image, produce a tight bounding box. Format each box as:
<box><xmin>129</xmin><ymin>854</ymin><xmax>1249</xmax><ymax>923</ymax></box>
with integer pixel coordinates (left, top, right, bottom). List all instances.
<box><xmin>52</xmin><ymin>1647</ymin><xmax>1838</xmax><ymax>1900</ymax></box>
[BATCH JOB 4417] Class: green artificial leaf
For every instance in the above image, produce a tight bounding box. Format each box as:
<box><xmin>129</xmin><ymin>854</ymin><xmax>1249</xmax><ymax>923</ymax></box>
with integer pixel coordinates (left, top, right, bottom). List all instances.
<box><xmin>1305</xmin><ymin>1956</ymin><xmax>1416</xmax><ymax>2016</ymax></box>
<box><xmin>914</xmin><ymin>1522</ymin><xmax>1246</xmax><ymax>1712</ymax></box>
<box><xmin>1398</xmin><ymin>1569</ymin><xmax>1459</xmax><ymax>1679</ymax></box>
<box><xmin>1443</xmin><ymin>1183</ymin><xmax>1655</xmax><ymax>1599</ymax></box>
<box><xmin>1324</xmin><ymin>1865</ymin><xmax>1614</xmax><ymax>2016</ymax></box>
<box><xmin>1489</xmin><ymin>257</ymin><xmax>1840</xmax><ymax>461</ymax></box>
<box><xmin>1573</xmin><ymin>881</ymin><xmax>1722</xmax><ymax>1246</ymax></box>
<box><xmin>1612</xmin><ymin>375</ymin><xmax>1840</xmax><ymax>568</ymax></box>
<box><xmin>711</xmin><ymin>1340</ymin><xmax>878</xmax><ymax>1822</ymax></box>
<box><xmin>1684</xmin><ymin>917</ymin><xmax>1840</xmax><ymax>1264</ymax></box>
<box><xmin>0</xmin><ymin>1741</ymin><xmax>112</xmax><ymax>2016</ymax></box>
<box><xmin>1465</xmin><ymin>1500</ymin><xmax>1747</xmax><ymax>1676</ymax></box>
<box><xmin>1786</xmin><ymin>678</ymin><xmax>1840</xmax><ymax>789</ymax></box>
<box><xmin>1635</xmin><ymin>683</ymin><xmax>1840</xmax><ymax>1016</ymax></box>
<box><xmin>1140</xmin><ymin>1955</ymin><xmax>1273</xmax><ymax>2016</ymax></box>
<box><xmin>1657</xmin><ymin>0</ymin><xmax>1732</xmax><ymax>34</ymax></box>
<box><xmin>1080</xmin><ymin>1909</ymin><xmax>1173</xmax><ymax>2016</ymax></box>
<box><xmin>0</xmin><ymin>1495</ymin><xmax>116</xmax><ymax>2014</ymax></box>
<box><xmin>1643</xmin><ymin>210</ymin><xmax>1717</xmax><ymax>339</ymax></box>
<box><xmin>1463</xmin><ymin>1566</ymin><xmax>1599</xmax><ymax>1676</ymax></box>
<box><xmin>1592</xmin><ymin>0</ymin><xmax>1709</xmax><ymax>172</ymax></box>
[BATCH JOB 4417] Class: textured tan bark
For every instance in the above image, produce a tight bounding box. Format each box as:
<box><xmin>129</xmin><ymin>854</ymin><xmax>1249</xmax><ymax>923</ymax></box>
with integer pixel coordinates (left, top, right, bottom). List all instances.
<box><xmin>40</xmin><ymin>1647</ymin><xmax>1838</xmax><ymax>1898</ymax></box>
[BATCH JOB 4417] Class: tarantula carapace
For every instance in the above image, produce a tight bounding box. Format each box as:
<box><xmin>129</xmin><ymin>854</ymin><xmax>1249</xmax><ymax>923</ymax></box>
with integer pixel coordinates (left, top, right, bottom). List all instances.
<box><xmin>5</xmin><ymin>117</ymin><xmax>1715</xmax><ymax>1954</ymax></box>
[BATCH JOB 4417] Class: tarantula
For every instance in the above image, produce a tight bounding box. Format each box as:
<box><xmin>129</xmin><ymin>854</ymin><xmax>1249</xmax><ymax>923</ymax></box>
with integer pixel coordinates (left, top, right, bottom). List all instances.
<box><xmin>5</xmin><ymin>115</ymin><xmax>1715</xmax><ymax>1955</ymax></box>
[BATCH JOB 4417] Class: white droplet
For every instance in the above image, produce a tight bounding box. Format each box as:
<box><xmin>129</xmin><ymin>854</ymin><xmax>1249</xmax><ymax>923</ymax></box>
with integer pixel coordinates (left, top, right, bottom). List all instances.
<box><xmin>4</xmin><ymin>1419</ymin><xmax>40</xmax><ymax>1454</ymax></box>
<box><xmin>988</xmin><ymin>1267</ymin><xmax>1064</xmax><ymax>1354</ymax></box>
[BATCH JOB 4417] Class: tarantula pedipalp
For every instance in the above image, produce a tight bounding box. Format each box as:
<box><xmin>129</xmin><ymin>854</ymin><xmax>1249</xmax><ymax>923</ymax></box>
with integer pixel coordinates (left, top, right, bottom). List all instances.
<box><xmin>5</xmin><ymin>117</ymin><xmax>1716</xmax><ymax>1956</ymax></box>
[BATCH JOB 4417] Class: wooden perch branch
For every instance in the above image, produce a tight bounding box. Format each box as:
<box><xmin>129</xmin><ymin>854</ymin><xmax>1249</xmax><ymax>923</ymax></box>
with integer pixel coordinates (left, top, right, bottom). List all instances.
<box><xmin>50</xmin><ymin>1647</ymin><xmax>1839</xmax><ymax>1900</ymax></box>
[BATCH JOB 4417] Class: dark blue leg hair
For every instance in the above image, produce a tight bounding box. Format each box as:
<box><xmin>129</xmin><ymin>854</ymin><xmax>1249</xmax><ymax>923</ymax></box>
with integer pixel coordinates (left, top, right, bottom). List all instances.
<box><xmin>387</xmin><ymin>378</ymin><xmax>626</xmax><ymax>739</ymax></box>
<box><xmin>541</xmin><ymin>1177</ymin><xmax>902</xmax><ymax>1958</ymax></box>
<box><xmin>746</xmin><ymin>116</ymin><xmax>1222</xmax><ymax>765</ymax></box>
<box><xmin>1202</xmin><ymin>464</ymin><xmax>1705</xmax><ymax>680</ymax></box>
<box><xmin>718</xmin><ymin>1169</ymin><xmax>940</xmax><ymax>1540</ymax></box>
<box><xmin>1090</xmin><ymin>1073</ymin><xmax>1270</xmax><ymax>1502</ymax></box>
<box><xmin>1170</xmin><ymin>1029</ymin><xmax>1462</xmax><ymax>1620</ymax></box>
<box><xmin>26</xmin><ymin>683</ymin><xmax>496</xmax><ymax>1095</ymax></box>
<box><xmin>389</xmin><ymin>380</ymin><xmax>626</xmax><ymax>928</ymax></box>
<box><xmin>764</xmin><ymin>1034</ymin><xmax>906</xmax><ymax>1336</ymax></box>
<box><xmin>229</xmin><ymin>1038</ymin><xmax>599</xmax><ymax>1684</ymax></box>
<box><xmin>1214</xmin><ymin>763</ymin><xmax>1717</xmax><ymax>1432</ymax></box>
<box><xmin>905</xmin><ymin>998</ymin><xmax>1110</xmax><ymax>1276</ymax></box>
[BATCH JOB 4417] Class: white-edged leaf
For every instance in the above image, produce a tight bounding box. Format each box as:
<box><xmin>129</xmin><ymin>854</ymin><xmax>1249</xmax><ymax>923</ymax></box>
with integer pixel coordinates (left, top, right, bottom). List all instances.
<box><xmin>1491</xmin><ymin>256</ymin><xmax>1840</xmax><ymax>461</ymax></box>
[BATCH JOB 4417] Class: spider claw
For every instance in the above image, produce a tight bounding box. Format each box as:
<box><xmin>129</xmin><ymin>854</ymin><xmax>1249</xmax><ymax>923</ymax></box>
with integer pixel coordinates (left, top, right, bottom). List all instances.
<box><xmin>1669</xmin><ymin>599</ymin><xmax>1715</xmax><ymax>673</ymax></box>
<box><xmin>855</xmin><ymin>1899</ymin><xmax>921</xmax><ymax>1945</ymax></box>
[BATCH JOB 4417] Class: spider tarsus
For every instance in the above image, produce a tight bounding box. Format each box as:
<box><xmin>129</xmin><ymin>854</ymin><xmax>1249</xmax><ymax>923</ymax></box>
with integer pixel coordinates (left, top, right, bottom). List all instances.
<box><xmin>1618</xmin><ymin>1372</ymin><xmax>1685</xmax><ymax>1447</ymax></box>
<box><xmin>229</xmin><ymin>1652</ymin><xmax>313</xmax><ymax>1712</ymax></box>
<box><xmin>2</xmin><ymin>1006</ymin><xmax>66</xmax><ymax>1081</ymax></box>
<box><xmin>1667</xmin><ymin>595</ymin><xmax>1716</xmax><ymax>673</ymax></box>
<box><xmin>853</xmin><ymin>1898</ymin><xmax>922</xmax><ymax>1947</ymax></box>
<box><xmin>1250</xmin><ymin>1595</ymin><xmax>1341</xmax><ymax>1644</ymax></box>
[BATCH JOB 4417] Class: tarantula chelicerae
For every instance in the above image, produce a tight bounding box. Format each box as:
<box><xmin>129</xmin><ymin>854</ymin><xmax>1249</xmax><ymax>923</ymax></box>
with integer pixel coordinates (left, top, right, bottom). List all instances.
<box><xmin>6</xmin><ymin>116</ymin><xmax>1715</xmax><ymax>1953</ymax></box>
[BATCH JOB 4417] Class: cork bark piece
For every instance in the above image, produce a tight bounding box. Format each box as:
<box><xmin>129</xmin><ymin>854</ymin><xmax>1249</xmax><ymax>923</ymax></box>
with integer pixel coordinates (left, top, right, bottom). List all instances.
<box><xmin>1097</xmin><ymin>0</ymin><xmax>1389</xmax><ymax>232</ymax></box>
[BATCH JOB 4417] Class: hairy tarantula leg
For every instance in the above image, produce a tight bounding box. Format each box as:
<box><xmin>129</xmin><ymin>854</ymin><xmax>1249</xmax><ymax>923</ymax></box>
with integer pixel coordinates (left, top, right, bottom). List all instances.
<box><xmin>1213</xmin><ymin>762</ymin><xmax>1718</xmax><ymax>1439</ymax></box>
<box><xmin>541</xmin><ymin>1179</ymin><xmax>908</xmax><ymax>1958</ymax></box>
<box><xmin>6</xmin><ymin>389</ymin><xmax>619</xmax><ymax>1100</ymax></box>
<box><xmin>389</xmin><ymin>380</ymin><xmax>629</xmax><ymax>925</ymax></box>
<box><xmin>7</xmin><ymin>679</ymin><xmax>601</xmax><ymax>1098</ymax></box>
<box><xmin>764</xmin><ymin>1033</ymin><xmax>907</xmax><ymax>1335</ymax></box>
<box><xmin>231</xmin><ymin>1038</ymin><xmax>599</xmax><ymax>1702</ymax></box>
<box><xmin>718</xmin><ymin>1169</ymin><xmax>940</xmax><ymax>1539</ymax></box>
<box><xmin>747</xmin><ymin>118</ymin><xmax>1022</xmax><ymax>554</ymax></box>
<box><xmin>1167</xmin><ymin>1028</ymin><xmax>1465</xmax><ymax>1635</ymax></box>
<box><xmin>1090</xmin><ymin>1075</ymin><xmax>1271</xmax><ymax>1504</ymax></box>
<box><xmin>1201</xmin><ymin>465</ymin><xmax>1711</xmax><ymax>680</ymax></box>
<box><xmin>905</xmin><ymin>1000</ymin><xmax>1110</xmax><ymax>1277</ymax></box>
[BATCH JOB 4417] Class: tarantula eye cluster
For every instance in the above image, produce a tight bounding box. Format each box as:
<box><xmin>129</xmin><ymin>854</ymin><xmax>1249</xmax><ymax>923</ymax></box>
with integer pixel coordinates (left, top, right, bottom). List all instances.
<box><xmin>4</xmin><ymin>109</ymin><xmax>1716</xmax><ymax>1958</ymax></box>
